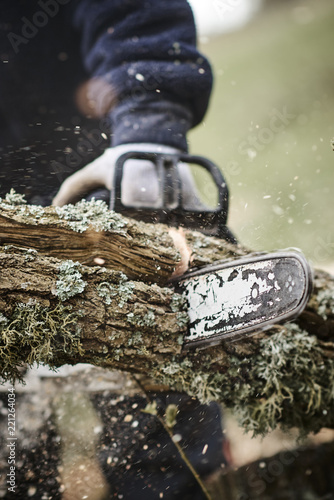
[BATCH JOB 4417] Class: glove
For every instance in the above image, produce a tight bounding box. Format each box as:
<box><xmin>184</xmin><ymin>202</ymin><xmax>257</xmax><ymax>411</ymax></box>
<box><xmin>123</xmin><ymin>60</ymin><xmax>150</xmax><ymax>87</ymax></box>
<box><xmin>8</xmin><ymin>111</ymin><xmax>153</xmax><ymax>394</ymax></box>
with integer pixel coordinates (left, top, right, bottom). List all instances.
<box><xmin>53</xmin><ymin>142</ymin><xmax>202</xmax><ymax>276</ymax></box>
<box><xmin>52</xmin><ymin>143</ymin><xmax>205</xmax><ymax>212</ymax></box>
<box><xmin>53</xmin><ymin>142</ymin><xmax>235</xmax><ymax>244</ymax></box>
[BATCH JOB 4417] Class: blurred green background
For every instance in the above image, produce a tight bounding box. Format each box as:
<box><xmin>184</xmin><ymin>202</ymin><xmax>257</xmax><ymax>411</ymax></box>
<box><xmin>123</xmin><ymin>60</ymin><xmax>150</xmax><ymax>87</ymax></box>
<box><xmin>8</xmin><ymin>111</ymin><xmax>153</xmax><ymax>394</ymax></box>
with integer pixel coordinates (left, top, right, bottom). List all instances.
<box><xmin>189</xmin><ymin>0</ymin><xmax>334</xmax><ymax>269</ymax></box>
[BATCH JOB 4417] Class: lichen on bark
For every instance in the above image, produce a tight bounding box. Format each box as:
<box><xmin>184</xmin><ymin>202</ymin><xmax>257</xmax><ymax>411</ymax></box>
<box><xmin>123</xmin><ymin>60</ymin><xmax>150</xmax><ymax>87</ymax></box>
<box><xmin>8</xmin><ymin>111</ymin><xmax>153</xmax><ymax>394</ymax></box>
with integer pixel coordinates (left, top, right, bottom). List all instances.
<box><xmin>54</xmin><ymin>260</ymin><xmax>87</xmax><ymax>301</ymax></box>
<box><xmin>97</xmin><ymin>272</ymin><xmax>135</xmax><ymax>307</ymax></box>
<box><xmin>154</xmin><ymin>325</ymin><xmax>334</xmax><ymax>437</ymax></box>
<box><xmin>55</xmin><ymin>198</ymin><xmax>127</xmax><ymax>233</ymax></box>
<box><xmin>0</xmin><ymin>195</ymin><xmax>334</xmax><ymax>437</ymax></box>
<box><xmin>0</xmin><ymin>301</ymin><xmax>83</xmax><ymax>384</ymax></box>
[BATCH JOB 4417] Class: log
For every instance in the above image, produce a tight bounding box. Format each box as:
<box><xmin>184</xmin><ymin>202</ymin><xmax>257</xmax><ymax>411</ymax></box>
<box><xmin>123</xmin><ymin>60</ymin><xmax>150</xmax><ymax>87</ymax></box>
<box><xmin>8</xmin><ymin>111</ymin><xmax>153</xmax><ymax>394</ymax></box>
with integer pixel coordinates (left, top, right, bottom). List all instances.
<box><xmin>0</xmin><ymin>193</ymin><xmax>333</xmax><ymax>436</ymax></box>
<box><xmin>0</xmin><ymin>192</ymin><xmax>244</xmax><ymax>284</ymax></box>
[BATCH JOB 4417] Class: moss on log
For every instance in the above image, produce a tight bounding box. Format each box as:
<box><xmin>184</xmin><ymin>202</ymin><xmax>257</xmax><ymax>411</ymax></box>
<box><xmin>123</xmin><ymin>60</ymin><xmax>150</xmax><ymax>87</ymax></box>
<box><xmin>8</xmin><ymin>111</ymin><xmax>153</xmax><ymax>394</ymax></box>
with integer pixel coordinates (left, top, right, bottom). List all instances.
<box><xmin>0</xmin><ymin>194</ymin><xmax>334</xmax><ymax>436</ymax></box>
<box><xmin>0</xmin><ymin>192</ymin><xmax>244</xmax><ymax>284</ymax></box>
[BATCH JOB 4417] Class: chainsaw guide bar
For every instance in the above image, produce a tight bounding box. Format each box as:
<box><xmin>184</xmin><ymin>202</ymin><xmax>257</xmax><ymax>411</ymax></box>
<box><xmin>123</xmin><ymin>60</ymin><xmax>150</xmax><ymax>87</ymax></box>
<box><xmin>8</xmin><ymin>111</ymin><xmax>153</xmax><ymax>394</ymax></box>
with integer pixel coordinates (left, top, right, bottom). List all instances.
<box><xmin>173</xmin><ymin>251</ymin><xmax>312</xmax><ymax>349</ymax></box>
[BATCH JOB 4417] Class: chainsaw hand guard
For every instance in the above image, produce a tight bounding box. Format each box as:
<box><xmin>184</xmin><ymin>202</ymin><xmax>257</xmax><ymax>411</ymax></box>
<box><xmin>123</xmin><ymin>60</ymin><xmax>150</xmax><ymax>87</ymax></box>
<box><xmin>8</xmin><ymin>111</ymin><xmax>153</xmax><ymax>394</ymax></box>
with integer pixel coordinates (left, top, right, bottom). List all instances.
<box><xmin>109</xmin><ymin>151</ymin><xmax>233</xmax><ymax>240</ymax></box>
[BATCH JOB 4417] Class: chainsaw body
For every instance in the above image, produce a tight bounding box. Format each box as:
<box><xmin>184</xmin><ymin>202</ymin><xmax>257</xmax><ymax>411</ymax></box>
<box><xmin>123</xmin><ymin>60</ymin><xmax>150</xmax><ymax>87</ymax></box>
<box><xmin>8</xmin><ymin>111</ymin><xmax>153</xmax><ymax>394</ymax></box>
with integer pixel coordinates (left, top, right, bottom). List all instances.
<box><xmin>108</xmin><ymin>151</ymin><xmax>312</xmax><ymax>349</ymax></box>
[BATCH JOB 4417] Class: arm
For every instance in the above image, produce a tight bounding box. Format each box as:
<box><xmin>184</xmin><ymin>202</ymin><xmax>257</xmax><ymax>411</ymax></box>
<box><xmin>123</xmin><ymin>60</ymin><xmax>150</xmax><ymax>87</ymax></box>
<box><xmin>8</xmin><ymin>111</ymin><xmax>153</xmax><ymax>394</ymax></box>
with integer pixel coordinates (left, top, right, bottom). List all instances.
<box><xmin>72</xmin><ymin>0</ymin><xmax>213</xmax><ymax>151</ymax></box>
<box><xmin>53</xmin><ymin>0</ymin><xmax>215</xmax><ymax>213</ymax></box>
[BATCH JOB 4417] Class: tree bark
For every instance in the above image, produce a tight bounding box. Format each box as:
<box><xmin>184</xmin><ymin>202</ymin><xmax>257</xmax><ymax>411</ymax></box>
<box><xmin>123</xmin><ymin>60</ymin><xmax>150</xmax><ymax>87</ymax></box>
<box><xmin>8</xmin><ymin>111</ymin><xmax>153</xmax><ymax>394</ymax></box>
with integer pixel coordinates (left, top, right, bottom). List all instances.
<box><xmin>0</xmin><ymin>197</ymin><xmax>333</xmax><ymax>436</ymax></box>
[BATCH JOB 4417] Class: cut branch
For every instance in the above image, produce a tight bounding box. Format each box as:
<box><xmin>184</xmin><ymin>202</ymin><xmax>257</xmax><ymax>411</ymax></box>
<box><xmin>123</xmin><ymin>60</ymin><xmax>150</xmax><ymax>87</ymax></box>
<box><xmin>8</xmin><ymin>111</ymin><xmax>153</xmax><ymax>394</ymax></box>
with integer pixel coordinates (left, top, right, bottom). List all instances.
<box><xmin>0</xmin><ymin>197</ymin><xmax>244</xmax><ymax>284</ymax></box>
<box><xmin>0</xmin><ymin>196</ymin><xmax>333</xmax><ymax>436</ymax></box>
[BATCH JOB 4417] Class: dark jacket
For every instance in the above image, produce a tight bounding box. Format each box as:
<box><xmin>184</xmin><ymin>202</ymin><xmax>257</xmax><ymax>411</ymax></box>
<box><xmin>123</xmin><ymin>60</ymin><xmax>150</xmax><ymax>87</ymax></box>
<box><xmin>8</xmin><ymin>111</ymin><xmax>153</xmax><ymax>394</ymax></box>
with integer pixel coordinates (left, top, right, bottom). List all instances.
<box><xmin>0</xmin><ymin>0</ymin><xmax>213</xmax><ymax>202</ymax></box>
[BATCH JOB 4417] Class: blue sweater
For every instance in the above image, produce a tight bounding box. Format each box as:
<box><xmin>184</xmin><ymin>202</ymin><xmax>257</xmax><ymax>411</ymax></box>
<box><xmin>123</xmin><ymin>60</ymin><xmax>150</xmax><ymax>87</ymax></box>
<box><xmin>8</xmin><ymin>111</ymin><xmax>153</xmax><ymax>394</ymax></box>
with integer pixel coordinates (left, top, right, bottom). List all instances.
<box><xmin>0</xmin><ymin>0</ymin><xmax>213</xmax><ymax>201</ymax></box>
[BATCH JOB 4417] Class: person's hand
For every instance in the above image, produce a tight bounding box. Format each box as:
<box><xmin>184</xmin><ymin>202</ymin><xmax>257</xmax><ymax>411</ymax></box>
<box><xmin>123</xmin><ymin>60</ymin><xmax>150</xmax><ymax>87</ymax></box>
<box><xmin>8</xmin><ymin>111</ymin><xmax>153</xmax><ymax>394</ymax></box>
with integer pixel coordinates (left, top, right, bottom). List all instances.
<box><xmin>52</xmin><ymin>143</ymin><xmax>204</xmax><ymax>211</ymax></box>
<box><xmin>53</xmin><ymin>143</ymin><xmax>198</xmax><ymax>276</ymax></box>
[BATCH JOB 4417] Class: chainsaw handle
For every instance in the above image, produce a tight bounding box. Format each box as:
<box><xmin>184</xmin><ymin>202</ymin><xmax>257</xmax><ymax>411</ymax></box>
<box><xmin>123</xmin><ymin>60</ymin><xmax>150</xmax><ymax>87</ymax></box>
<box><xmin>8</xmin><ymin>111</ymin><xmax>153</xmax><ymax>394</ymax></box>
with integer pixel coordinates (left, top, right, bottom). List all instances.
<box><xmin>112</xmin><ymin>151</ymin><xmax>182</xmax><ymax>213</ymax></box>
<box><xmin>110</xmin><ymin>151</ymin><xmax>231</xmax><ymax>238</ymax></box>
<box><xmin>178</xmin><ymin>153</ymin><xmax>229</xmax><ymax>225</ymax></box>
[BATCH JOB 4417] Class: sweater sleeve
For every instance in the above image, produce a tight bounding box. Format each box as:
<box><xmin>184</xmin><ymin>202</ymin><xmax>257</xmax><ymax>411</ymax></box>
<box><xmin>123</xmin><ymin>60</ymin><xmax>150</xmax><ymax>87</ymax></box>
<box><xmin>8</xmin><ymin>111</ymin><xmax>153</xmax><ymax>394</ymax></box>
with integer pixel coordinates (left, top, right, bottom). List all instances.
<box><xmin>72</xmin><ymin>0</ymin><xmax>213</xmax><ymax>151</ymax></box>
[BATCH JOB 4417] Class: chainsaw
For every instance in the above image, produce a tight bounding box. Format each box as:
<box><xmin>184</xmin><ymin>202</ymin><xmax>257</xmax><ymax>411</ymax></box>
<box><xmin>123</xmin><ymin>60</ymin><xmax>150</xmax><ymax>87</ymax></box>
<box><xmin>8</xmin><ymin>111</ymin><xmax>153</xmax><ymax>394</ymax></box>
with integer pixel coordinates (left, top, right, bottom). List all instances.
<box><xmin>110</xmin><ymin>151</ymin><xmax>313</xmax><ymax>349</ymax></box>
